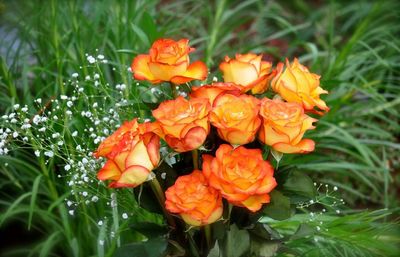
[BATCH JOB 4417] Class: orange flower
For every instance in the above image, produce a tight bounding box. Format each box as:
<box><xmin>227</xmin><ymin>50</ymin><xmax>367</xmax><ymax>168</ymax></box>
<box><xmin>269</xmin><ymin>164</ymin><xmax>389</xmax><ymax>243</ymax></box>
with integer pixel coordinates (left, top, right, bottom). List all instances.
<box><xmin>165</xmin><ymin>170</ymin><xmax>223</xmax><ymax>226</ymax></box>
<box><xmin>210</xmin><ymin>93</ymin><xmax>261</xmax><ymax>145</ymax></box>
<box><xmin>190</xmin><ymin>82</ymin><xmax>242</xmax><ymax>105</ymax></box>
<box><xmin>203</xmin><ymin>144</ymin><xmax>277</xmax><ymax>212</ymax></box>
<box><xmin>93</xmin><ymin>120</ymin><xmax>139</xmax><ymax>158</ymax></box>
<box><xmin>219</xmin><ymin>53</ymin><xmax>274</xmax><ymax>94</ymax></box>
<box><xmin>271</xmin><ymin>58</ymin><xmax>329</xmax><ymax>115</ymax></box>
<box><xmin>131</xmin><ymin>38</ymin><xmax>208</xmax><ymax>84</ymax></box>
<box><xmin>152</xmin><ymin>96</ymin><xmax>210</xmax><ymax>152</ymax></box>
<box><xmin>96</xmin><ymin>121</ymin><xmax>160</xmax><ymax>188</ymax></box>
<box><xmin>258</xmin><ymin>98</ymin><xmax>317</xmax><ymax>154</ymax></box>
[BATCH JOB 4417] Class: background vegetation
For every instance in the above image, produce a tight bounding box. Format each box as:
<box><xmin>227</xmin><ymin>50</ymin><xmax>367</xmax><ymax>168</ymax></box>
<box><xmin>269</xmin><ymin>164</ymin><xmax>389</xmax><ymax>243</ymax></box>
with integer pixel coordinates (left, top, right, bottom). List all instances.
<box><xmin>0</xmin><ymin>0</ymin><xmax>399</xmax><ymax>256</ymax></box>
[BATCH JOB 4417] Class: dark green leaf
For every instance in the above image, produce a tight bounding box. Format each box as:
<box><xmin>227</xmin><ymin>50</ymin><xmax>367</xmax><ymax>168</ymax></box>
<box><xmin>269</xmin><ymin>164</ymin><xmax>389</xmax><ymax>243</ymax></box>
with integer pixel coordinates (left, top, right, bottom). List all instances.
<box><xmin>114</xmin><ymin>237</ymin><xmax>167</xmax><ymax>257</ymax></box>
<box><xmin>262</xmin><ymin>190</ymin><xmax>292</xmax><ymax>220</ymax></box>
<box><xmin>207</xmin><ymin>240</ymin><xmax>221</xmax><ymax>257</ymax></box>
<box><xmin>131</xmin><ymin>222</ymin><xmax>168</xmax><ymax>238</ymax></box>
<box><xmin>223</xmin><ymin>224</ymin><xmax>250</xmax><ymax>257</ymax></box>
<box><xmin>282</xmin><ymin>171</ymin><xmax>316</xmax><ymax>199</ymax></box>
<box><xmin>250</xmin><ymin>237</ymin><xmax>279</xmax><ymax>257</ymax></box>
<box><xmin>290</xmin><ymin>223</ymin><xmax>315</xmax><ymax>240</ymax></box>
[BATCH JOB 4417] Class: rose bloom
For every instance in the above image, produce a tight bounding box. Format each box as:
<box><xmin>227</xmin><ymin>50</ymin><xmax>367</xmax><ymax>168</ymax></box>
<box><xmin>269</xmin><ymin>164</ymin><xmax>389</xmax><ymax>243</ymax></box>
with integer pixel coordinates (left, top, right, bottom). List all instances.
<box><xmin>190</xmin><ymin>82</ymin><xmax>242</xmax><ymax>105</ymax></box>
<box><xmin>219</xmin><ymin>53</ymin><xmax>274</xmax><ymax>94</ymax></box>
<box><xmin>210</xmin><ymin>93</ymin><xmax>261</xmax><ymax>145</ymax></box>
<box><xmin>203</xmin><ymin>144</ymin><xmax>277</xmax><ymax>212</ymax></box>
<box><xmin>271</xmin><ymin>58</ymin><xmax>329</xmax><ymax>115</ymax></box>
<box><xmin>96</xmin><ymin>120</ymin><xmax>160</xmax><ymax>188</ymax></box>
<box><xmin>131</xmin><ymin>38</ymin><xmax>207</xmax><ymax>84</ymax></box>
<box><xmin>152</xmin><ymin>96</ymin><xmax>210</xmax><ymax>152</ymax></box>
<box><xmin>94</xmin><ymin>120</ymin><xmax>138</xmax><ymax>158</ymax></box>
<box><xmin>258</xmin><ymin>98</ymin><xmax>317</xmax><ymax>154</ymax></box>
<box><xmin>165</xmin><ymin>170</ymin><xmax>223</xmax><ymax>226</ymax></box>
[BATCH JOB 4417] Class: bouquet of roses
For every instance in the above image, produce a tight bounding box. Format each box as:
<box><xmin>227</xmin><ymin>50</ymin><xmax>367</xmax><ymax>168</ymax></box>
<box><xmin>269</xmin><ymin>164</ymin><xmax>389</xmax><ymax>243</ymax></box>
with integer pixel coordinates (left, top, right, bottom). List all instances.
<box><xmin>95</xmin><ymin>38</ymin><xmax>329</xmax><ymax>257</ymax></box>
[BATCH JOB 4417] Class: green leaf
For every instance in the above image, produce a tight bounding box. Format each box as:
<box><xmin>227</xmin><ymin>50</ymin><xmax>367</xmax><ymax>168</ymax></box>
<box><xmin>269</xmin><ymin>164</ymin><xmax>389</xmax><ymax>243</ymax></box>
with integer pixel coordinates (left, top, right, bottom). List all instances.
<box><xmin>262</xmin><ymin>190</ymin><xmax>292</xmax><ymax>220</ymax></box>
<box><xmin>250</xmin><ymin>238</ymin><xmax>279</xmax><ymax>257</ymax></box>
<box><xmin>131</xmin><ymin>222</ymin><xmax>168</xmax><ymax>238</ymax></box>
<box><xmin>290</xmin><ymin>223</ymin><xmax>315</xmax><ymax>240</ymax></box>
<box><xmin>28</xmin><ymin>174</ymin><xmax>42</xmax><ymax>230</ymax></box>
<box><xmin>131</xmin><ymin>23</ymin><xmax>150</xmax><ymax>47</ymax></box>
<box><xmin>207</xmin><ymin>240</ymin><xmax>221</xmax><ymax>257</ymax></box>
<box><xmin>114</xmin><ymin>237</ymin><xmax>168</xmax><ymax>257</ymax></box>
<box><xmin>140</xmin><ymin>12</ymin><xmax>158</xmax><ymax>42</ymax></box>
<box><xmin>223</xmin><ymin>224</ymin><xmax>250</xmax><ymax>257</ymax></box>
<box><xmin>271</xmin><ymin>149</ymin><xmax>283</xmax><ymax>164</ymax></box>
<box><xmin>282</xmin><ymin>171</ymin><xmax>316</xmax><ymax>200</ymax></box>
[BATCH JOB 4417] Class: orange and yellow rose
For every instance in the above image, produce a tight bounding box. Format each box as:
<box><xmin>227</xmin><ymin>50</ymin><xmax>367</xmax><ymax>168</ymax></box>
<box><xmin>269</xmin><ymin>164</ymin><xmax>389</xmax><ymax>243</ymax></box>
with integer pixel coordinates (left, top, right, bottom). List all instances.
<box><xmin>94</xmin><ymin>120</ymin><xmax>139</xmax><ymax>158</ymax></box>
<box><xmin>210</xmin><ymin>93</ymin><xmax>261</xmax><ymax>145</ymax></box>
<box><xmin>190</xmin><ymin>82</ymin><xmax>242</xmax><ymax>105</ymax></box>
<box><xmin>165</xmin><ymin>170</ymin><xmax>223</xmax><ymax>226</ymax></box>
<box><xmin>152</xmin><ymin>96</ymin><xmax>211</xmax><ymax>152</ymax></box>
<box><xmin>96</xmin><ymin>120</ymin><xmax>160</xmax><ymax>188</ymax></box>
<box><xmin>271</xmin><ymin>58</ymin><xmax>329</xmax><ymax>114</ymax></box>
<box><xmin>203</xmin><ymin>144</ymin><xmax>277</xmax><ymax>212</ymax></box>
<box><xmin>258</xmin><ymin>98</ymin><xmax>317</xmax><ymax>154</ymax></box>
<box><xmin>219</xmin><ymin>53</ymin><xmax>274</xmax><ymax>94</ymax></box>
<box><xmin>131</xmin><ymin>38</ymin><xmax>208</xmax><ymax>84</ymax></box>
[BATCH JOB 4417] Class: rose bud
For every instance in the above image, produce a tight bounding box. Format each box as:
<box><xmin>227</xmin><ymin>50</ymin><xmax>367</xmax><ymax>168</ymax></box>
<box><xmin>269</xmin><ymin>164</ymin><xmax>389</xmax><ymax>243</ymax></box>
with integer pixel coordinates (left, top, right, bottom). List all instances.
<box><xmin>131</xmin><ymin>38</ymin><xmax>208</xmax><ymax>84</ymax></box>
<box><xmin>190</xmin><ymin>82</ymin><xmax>242</xmax><ymax>106</ymax></box>
<box><xmin>219</xmin><ymin>53</ymin><xmax>274</xmax><ymax>94</ymax></box>
<box><xmin>165</xmin><ymin>170</ymin><xmax>223</xmax><ymax>226</ymax></box>
<box><xmin>152</xmin><ymin>96</ymin><xmax>210</xmax><ymax>152</ymax></box>
<box><xmin>203</xmin><ymin>144</ymin><xmax>277</xmax><ymax>212</ymax></box>
<box><xmin>210</xmin><ymin>93</ymin><xmax>261</xmax><ymax>145</ymax></box>
<box><xmin>271</xmin><ymin>58</ymin><xmax>329</xmax><ymax>115</ymax></box>
<box><xmin>258</xmin><ymin>98</ymin><xmax>317</xmax><ymax>154</ymax></box>
<box><xmin>96</xmin><ymin>121</ymin><xmax>160</xmax><ymax>188</ymax></box>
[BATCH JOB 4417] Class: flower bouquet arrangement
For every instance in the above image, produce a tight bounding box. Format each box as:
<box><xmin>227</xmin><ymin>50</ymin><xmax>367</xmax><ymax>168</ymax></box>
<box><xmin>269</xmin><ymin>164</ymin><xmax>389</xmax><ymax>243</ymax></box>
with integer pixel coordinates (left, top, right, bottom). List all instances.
<box><xmin>94</xmin><ymin>38</ymin><xmax>330</xmax><ymax>256</ymax></box>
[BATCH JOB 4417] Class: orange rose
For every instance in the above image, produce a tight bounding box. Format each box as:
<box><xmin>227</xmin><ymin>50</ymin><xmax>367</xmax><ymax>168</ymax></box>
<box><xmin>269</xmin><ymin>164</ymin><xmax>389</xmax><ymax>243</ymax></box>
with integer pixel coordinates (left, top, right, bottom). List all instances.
<box><xmin>203</xmin><ymin>144</ymin><xmax>277</xmax><ymax>212</ymax></box>
<box><xmin>96</xmin><ymin>121</ymin><xmax>160</xmax><ymax>188</ymax></box>
<box><xmin>165</xmin><ymin>170</ymin><xmax>223</xmax><ymax>226</ymax></box>
<box><xmin>219</xmin><ymin>53</ymin><xmax>274</xmax><ymax>94</ymax></box>
<box><xmin>210</xmin><ymin>93</ymin><xmax>261</xmax><ymax>145</ymax></box>
<box><xmin>271</xmin><ymin>58</ymin><xmax>329</xmax><ymax>115</ymax></box>
<box><xmin>152</xmin><ymin>96</ymin><xmax>210</xmax><ymax>152</ymax></box>
<box><xmin>94</xmin><ymin>120</ymin><xmax>138</xmax><ymax>158</ymax></box>
<box><xmin>131</xmin><ymin>38</ymin><xmax>208</xmax><ymax>84</ymax></box>
<box><xmin>190</xmin><ymin>82</ymin><xmax>242</xmax><ymax>105</ymax></box>
<box><xmin>258</xmin><ymin>98</ymin><xmax>317</xmax><ymax>154</ymax></box>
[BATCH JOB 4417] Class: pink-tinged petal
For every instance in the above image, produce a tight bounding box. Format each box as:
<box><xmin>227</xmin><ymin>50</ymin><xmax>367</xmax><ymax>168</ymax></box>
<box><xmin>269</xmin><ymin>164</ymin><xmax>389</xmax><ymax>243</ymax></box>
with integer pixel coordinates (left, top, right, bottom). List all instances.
<box><xmin>183</xmin><ymin>126</ymin><xmax>208</xmax><ymax>151</ymax></box>
<box><xmin>97</xmin><ymin>160</ymin><xmax>121</xmax><ymax>181</ymax></box>
<box><xmin>131</xmin><ymin>54</ymin><xmax>162</xmax><ymax>83</ymax></box>
<box><xmin>272</xmin><ymin>139</ymin><xmax>315</xmax><ymax>154</ymax></box>
<box><xmin>171</xmin><ymin>61</ymin><xmax>208</xmax><ymax>84</ymax></box>
<box><xmin>146</xmin><ymin>134</ymin><xmax>161</xmax><ymax>167</ymax></box>
<box><xmin>148</xmin><ymin>61</ymin><xmax>188</xmax><ymax>81</ymax></box>
<box><xmin>116</xmin><ymin>165</ymin><xmax>150</xmax><ymax>187</ymax></box>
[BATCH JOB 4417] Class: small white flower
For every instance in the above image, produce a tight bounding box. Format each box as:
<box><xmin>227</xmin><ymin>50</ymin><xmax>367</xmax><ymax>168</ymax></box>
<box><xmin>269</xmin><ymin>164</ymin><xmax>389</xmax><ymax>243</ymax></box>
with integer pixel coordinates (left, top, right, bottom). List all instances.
<box><xmin>68</xmin><ymin>210</ymin><xmax>74</xmax><ymax>216</ymax></box>
<box><xmin>82</xmin><ymin>191</ymin><xmax>88</xmax><ymax>197</ymax></box>
<box><xmin>97</xmin><ymin>54</ymin><xmax>104</xmax><ymax>60</ymax></box>
<box><xmin>333</xmin><ymin>186</ymin><xmax>338</xmax><ymax>191</ymax></box>
<box><xmin>87</xmin><ymin>56</ymin><xmax>96</xmax><ymax>64</ymax></box>
<box><xmin>64</xmin><ymin>164</ymin><xmax>71</xmax><ymax>171</ymax></box>
<box><xmin>72</xmin><ymin>73</ymin><xmax>79</xmax><ymax>78</ymax></box>
<box><xmin>12</xmin><ymin>132</ymin><xmax>18</xmax><ymax>138</ymax></box>
<box><xmin>91</xmin><ymin>196</ymin><xmax>99</xmax><ymax>202</ymax></box>
<box><xmin>122</xmin><ymin>213</ymin><xmax>128</xmax><ymax>219</ymax></box>
<box><xmin>34</xmin><ymin>150</ymin><xmax>40</xmax><ymax>157</ymax></box>
<box><xmin>67</xmin><ymin>200</ymin><xmax>73</xmax><ymax>207</ymax></box>
<box><xmin>72</xmin><ymin>131</ymin><xmax>78</xmax><ymax>137</ymax></box>
<box><xmin>98</xmin><ymin>220</ymin><xmax>103</xmax><ymax>226</ymax></box>
<box><xmin>99</xmin><ymin>240</ymin><xmax>104</xmax><ymax>246</ymax></box>
<box><xmin>94</xmin><ymin>73</ymin><xmax>100</xmax><ymax>80</ymax></box>
<box><xmin>60</xmin><ymin>95</ymin><xmax>68</xmax><ymax>100</ymax></box>
<box><xmin>13</xmin><ymin>104</ymin><xmax>20</xmax><ymax>110</ymax></box>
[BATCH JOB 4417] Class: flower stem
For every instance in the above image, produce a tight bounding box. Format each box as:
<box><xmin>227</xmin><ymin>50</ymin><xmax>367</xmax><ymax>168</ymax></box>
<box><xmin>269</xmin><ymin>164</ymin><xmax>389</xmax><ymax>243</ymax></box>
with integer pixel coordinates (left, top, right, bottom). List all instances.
<box><xmin>192</xmin><ymin>149</ymin><xmax>199</xmax><ymax>170</ymax></box>
<box><xmin>149</xmin><ymin>177</ymin><xmax>176</xmax><ymax>228</ymax></box>
<box><xmin>170</xmin><ymin>83</ymin><xmax>178</xmax><ymax>98</ymax></box>
<box><xmin>204</xmin><ymin>224</ymin><xmax>212</xmax><ymax>249</ymax></box>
